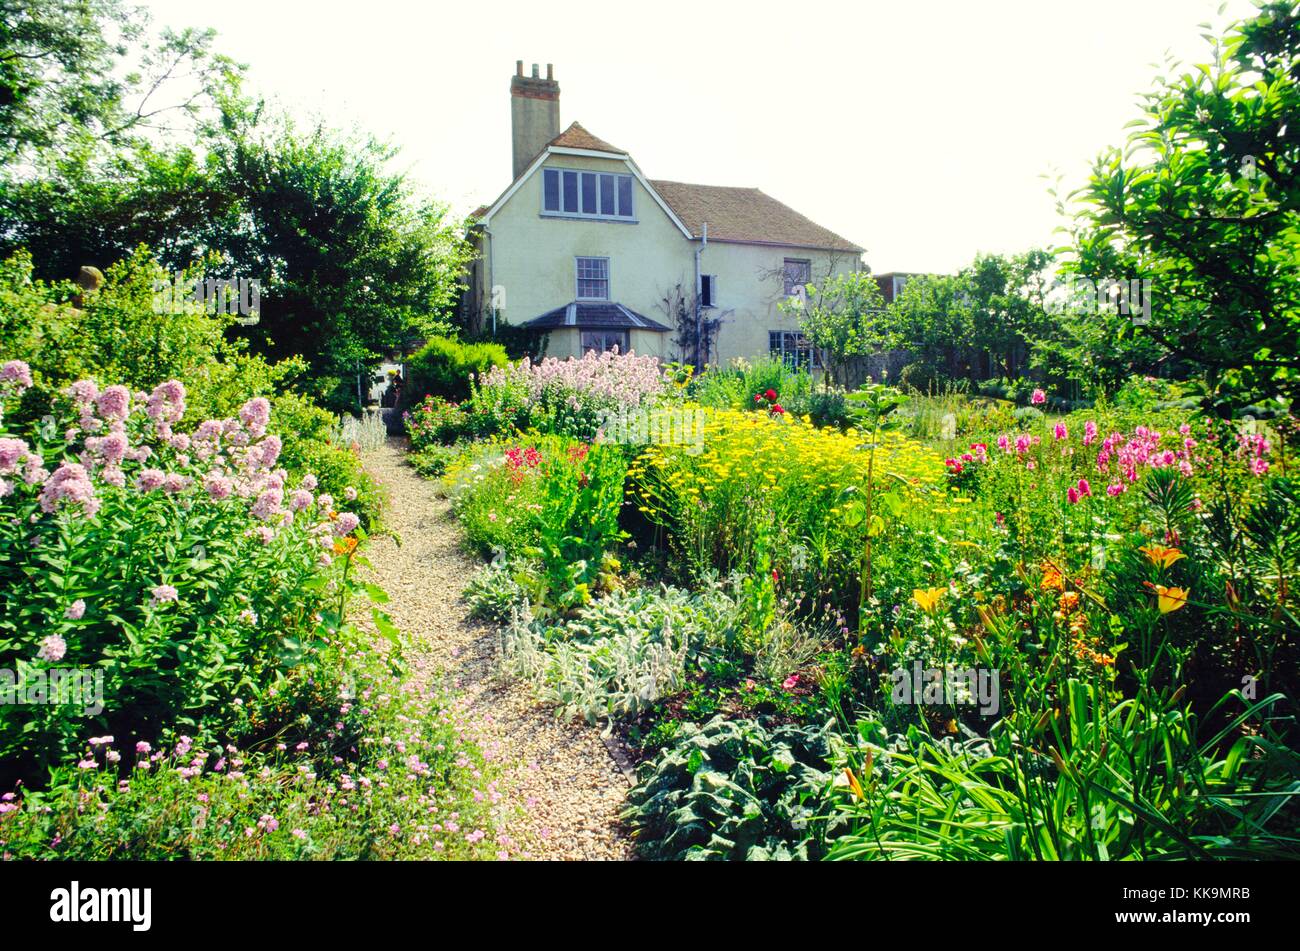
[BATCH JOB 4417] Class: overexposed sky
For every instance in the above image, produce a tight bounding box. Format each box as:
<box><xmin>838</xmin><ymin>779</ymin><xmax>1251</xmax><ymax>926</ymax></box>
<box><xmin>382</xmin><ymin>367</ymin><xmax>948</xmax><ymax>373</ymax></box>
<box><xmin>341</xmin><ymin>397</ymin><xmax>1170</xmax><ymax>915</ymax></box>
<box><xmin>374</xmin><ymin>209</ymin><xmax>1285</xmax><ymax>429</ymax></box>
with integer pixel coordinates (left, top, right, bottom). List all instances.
<box><xmin>142</xmin><ymin>0</ymin><xmax>1253</xmax><ymax>274</ymax></box>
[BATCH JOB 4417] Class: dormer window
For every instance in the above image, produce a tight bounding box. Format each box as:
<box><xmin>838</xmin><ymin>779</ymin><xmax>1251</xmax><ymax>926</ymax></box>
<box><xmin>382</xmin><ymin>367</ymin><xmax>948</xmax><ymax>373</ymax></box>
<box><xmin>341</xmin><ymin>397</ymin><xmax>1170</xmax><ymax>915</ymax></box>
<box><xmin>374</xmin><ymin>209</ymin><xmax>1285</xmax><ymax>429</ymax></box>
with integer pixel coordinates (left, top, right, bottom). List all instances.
<box><xmin>543</xmin><ymin>168</ymin><xmax>635</xmax><ymax>220</ymax></box>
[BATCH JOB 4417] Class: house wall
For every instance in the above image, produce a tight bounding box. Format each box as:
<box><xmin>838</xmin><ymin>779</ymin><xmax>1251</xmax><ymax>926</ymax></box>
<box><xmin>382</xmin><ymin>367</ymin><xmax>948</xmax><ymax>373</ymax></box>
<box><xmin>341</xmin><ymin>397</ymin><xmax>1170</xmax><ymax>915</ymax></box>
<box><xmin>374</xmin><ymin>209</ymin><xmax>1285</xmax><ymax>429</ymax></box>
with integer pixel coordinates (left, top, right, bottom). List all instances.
<box><xmin>537</xmin><ymin>327</ymin><xmax>668</xmax><ymax>361</ymax></box>
<box><xmin>697</xmin><ymin>241</ymin><xmax>861</xmax><ymax>366</ymax></box>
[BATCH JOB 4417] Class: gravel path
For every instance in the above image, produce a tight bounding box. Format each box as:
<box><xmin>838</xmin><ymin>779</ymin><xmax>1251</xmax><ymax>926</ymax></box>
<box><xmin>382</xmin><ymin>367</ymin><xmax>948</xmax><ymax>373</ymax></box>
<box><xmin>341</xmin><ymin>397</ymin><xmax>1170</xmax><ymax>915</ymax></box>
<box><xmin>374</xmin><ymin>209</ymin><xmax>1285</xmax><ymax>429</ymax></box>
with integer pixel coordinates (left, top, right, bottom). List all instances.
<box><xmin>356</xmin><ymin>438</ymin><xmax>633</xmax><ymax>860</ymax></box>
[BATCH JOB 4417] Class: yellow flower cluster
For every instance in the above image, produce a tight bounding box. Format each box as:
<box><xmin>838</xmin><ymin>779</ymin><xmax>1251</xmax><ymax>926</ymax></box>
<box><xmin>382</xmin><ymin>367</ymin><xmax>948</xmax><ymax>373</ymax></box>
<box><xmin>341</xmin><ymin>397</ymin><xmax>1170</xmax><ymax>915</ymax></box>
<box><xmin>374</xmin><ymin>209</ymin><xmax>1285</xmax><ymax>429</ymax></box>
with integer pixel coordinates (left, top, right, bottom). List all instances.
<box><xmin>627</xmin><ymin>409</ymin><xmax>944</xmax><ymax>557</ymax></box>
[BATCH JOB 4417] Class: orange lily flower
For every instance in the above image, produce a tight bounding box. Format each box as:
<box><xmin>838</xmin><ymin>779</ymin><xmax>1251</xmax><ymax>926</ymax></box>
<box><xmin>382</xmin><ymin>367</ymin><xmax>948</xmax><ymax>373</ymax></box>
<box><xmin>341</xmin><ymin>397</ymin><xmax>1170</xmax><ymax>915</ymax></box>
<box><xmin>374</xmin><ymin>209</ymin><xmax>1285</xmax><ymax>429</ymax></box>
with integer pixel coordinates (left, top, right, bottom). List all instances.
<box><xmin>1139</xmin><ymin>544</ymin><xmax>1185</xmax><ymax>569</ymax></box>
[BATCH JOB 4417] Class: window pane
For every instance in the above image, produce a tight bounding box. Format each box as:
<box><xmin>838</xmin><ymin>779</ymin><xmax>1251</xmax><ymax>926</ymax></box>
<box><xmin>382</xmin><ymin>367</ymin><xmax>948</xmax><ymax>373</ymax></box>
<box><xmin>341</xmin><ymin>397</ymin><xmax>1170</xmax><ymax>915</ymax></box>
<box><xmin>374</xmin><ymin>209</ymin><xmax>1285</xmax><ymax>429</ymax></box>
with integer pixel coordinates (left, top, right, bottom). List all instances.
<box><xmin>581</xmin><ymin>173</ymin><xmax>598</xmax><ymax>214</ymax></box>
<box><xmin>562</xmin><ymin>171</ymin><xmax>579</xmax><ymax>213</ymax></box>
<box><xmin>543</xmin><ymin>169</ymin><xmax>560</xmax><ymax>211</ymax></box>
<box><xmin>599</xmin><ymin>174</ymin><xmax>616</xmax><ymax>215</ymax></box>
<box><xmin>783</xmin><ymin>259</ymin><xmax>811</xmax><ymax>296</ymax></box>
<box><xmin>617</xmin><ymin>176</ymin><xmax>633</xmax><ymax>216</ymax></box>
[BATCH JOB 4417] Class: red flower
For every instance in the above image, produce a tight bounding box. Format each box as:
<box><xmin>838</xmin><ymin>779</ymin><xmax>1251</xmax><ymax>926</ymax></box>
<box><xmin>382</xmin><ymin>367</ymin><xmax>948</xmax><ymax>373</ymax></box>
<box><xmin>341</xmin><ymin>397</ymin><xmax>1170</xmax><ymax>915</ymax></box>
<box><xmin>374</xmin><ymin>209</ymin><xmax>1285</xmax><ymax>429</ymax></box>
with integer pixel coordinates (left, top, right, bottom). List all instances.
<box><xmin>753</xmin><ymin>394</ymin><xmax>762</xmax><ymax>403</ymax></box>
<box><xmin>772</xmin><ymin>568</ymin><xmax>780</xmax><ymax>584</ymax></box>
<box><xmin>764</xmin><ymin>389</ymin><xmax>778</xmax><ymax>401</ymax></box>
<box><xmin>770</xmin><ymin>404</ymin><xmax>785</xmax><ymax>415</ymax></box>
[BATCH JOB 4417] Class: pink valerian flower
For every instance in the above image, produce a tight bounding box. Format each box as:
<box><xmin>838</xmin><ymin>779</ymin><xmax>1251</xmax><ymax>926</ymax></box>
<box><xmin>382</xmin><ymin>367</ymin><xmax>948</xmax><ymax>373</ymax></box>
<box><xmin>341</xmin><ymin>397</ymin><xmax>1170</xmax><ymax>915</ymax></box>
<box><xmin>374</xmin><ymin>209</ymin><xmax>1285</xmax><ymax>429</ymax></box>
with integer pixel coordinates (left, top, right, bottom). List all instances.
<box><xmin>0</xmin><ymin>478</ymin><xmax>11</xmax><ymax>498</ymax></box>
<box><xmin>0</xmin><ymin>437</ymin><xmax>30</xmax><ymax>474</ymax></box>
<box><xmin>253</xmin><ymin>435</ymin><xmax>282</xmax><ymax>470</ymax></box>
<box><xmin>38</xmin><ymin>462</ymin><xmax>99</xmax><ymax>515</ymax></box>
<box><xmin>300</xmin><ymin>474</ymin><xmax>318</xmax><ymax>492</ymax></box>
<box><xmin>249</xmin><ymin>487</ymin><xmax>284</xmax><ymax>522</ymax></box>
<box><xmin>37</xmin><ymin>634</ymin><xmax>67</xmax><ymax>662</ymax></box>
<box><xmin>316</xmin><ymin>493</ymin><xmax>334</xmax><ymax>513</ymax></box>
<box><xmin>99</xmin><ymin>466</ymin><xmax>125</xmax><ymax>488</ymax></box>
<box><xmin>66</xmin><ymin>379</ymin><xmax>99</xmax><ymax>406</ymax></box>
<box><xmin>343</xmin><ymin>486</ymin><xmax>358</xmax><ymax>502</ymax></box>
<box><xmin>149</xmin><ymin>584</ymin><xmax>179</xmax><ymax>607</ymax></box>
<box><xmin>239</xmin><ymin>397</ymin><xmax>272</xmax><ymax>437</ymax></box>
<box><xmin>251</xmin><ymin>525</ymin><xmax>275</xmax><ymax>545</ymax></box>
<box><xmin>0</xmin><ymin>360</ymin><xmax>33</xmax><ymax>391</ymax></box>
<box><xmin>145</xmin><ymin>380</ymin><xmax>187</xmax><ymax>425</ymax></box>
<box><xmin>289</xmin><ymin>488</ymin><xmax>313</xmax><ymax>512</ymax></box>
<box><xmin>95</xmin><ymin>385</ymin><xmax>131</xmax><ymax>422</ymax></box>
<box><xmin>136</xmin><ymin>468</ymin><xmax>166</xmax><ymax>492</ymax></box>
<box><xmin>333</xmin><ymin>512</ymin><xmax>360</xmax><ymax>537</ymax></box>
<box><xmin>204</xmin><ymin>473</ymin><xmax>234</xmax><ymax>500</ymax></box>
<box><xmin>1030</xmin><ymin>389</ymin><xmax>1046</xmax><ymax>405</ymax></box>
<box><xmin>161</xmin><ymin>473</ymin><xmax>190</xmax><ymax>495</ymax></box>
<box><xmin>65</xmin><ymin>599</ymin><xmax>86</xmax><ymax>621</ymax></box>
<box><xmin>86</xmin><ymin>430</ymin><xmax>128</xmax><ymax>467</ymax></box>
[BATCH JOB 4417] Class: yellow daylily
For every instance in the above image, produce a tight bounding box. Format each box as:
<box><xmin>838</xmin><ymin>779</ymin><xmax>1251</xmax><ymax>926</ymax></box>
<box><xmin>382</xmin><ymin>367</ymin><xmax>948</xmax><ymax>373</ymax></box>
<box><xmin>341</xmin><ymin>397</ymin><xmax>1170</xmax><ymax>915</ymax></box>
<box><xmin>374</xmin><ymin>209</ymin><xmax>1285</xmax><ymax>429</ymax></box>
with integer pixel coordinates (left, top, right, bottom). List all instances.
<box><xmin>913</xmin><ymin>586</ymin><xmax>946</xmax><ymax>613</ymax></box>
<box><xmin>1149</xmin><ymin>583</ymin><xmax>1190</xmax><ymax>614</ymax></box>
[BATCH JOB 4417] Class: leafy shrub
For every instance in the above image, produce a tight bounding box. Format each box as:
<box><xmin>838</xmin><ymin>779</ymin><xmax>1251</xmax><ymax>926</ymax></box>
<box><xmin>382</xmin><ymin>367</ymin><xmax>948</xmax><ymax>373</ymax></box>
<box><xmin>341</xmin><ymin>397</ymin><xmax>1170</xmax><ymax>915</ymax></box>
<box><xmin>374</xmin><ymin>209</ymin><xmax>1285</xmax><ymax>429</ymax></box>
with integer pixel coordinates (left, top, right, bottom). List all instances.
<box><xmin>463</xmin><ymin>557</ymin><xmax>537</xmax><ymax>622</ymax></box>
<box><xmin>499</xmin><ymin>584</ymin><xmax>744</xmax><ymax>723</ymax></box>
<box><xmin>0</xmin><ymin>365</ymin><xmax>367</xmax><ymax>782</ymax></box>
<box><xmin>271</xmin><ymin>393</ymin><xmax>384</xmax><ymax>531</ymax></box>
<box><xmin>0</xmin><ymin>638</ymin><xmax>501</xmax><ymax>859</ymax></box>
<box><xmin>623</xmin><ymin>715</ymin><xmax>834</xmax><ymax>860</ymax></box>
<box><xmin>407</xmin><ymin>336</ymin><xmax>507</xmax><ymax>402</ymax></box>
<box><xmin>445</xmin><ymin>437</ymin><xmax>628</xmax><ymax>608</ymax></box>
<box><xmin>408</xmin><ymin>443</ymin><xmax>461</xmax><ymax>479</ymax></box>
<box><xmin>473</xmin><ymin>349</ymin><xmax>665</xmax><ymax>440</ymax></box>
<box><xmin>404</xmin><ymin>395</ymin><xmax>468</xmax><ymax>450</ymax></box>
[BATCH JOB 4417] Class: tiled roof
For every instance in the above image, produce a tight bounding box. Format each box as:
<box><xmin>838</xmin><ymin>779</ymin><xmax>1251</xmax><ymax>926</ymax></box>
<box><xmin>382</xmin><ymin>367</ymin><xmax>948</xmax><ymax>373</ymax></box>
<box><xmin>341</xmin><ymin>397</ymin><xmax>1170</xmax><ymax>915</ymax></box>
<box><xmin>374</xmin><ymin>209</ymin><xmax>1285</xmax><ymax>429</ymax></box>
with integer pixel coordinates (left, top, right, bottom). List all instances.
<box><xmin>546</xmin><ymin>121</ymin><xmax>624</xmax><ymax>155</ymax></box>
<box><xmin>650</xmin><ymin>180</ymin><xmax>863</xmax><ymax>253</ymax></box>
<box><xmin>522</xmin><ymin>301</ymin><xmax>671</xmax><ymax>332</ymax></box>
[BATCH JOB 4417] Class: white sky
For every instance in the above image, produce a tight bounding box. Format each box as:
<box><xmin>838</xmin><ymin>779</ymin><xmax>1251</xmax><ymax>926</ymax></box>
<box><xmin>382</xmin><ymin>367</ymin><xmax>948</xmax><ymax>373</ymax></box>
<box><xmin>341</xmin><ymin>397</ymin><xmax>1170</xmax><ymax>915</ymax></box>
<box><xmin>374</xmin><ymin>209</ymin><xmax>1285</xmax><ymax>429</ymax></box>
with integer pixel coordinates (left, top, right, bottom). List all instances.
<box><xmin>142</xmin><ymin>0</ymin><xmax>1253</xmax><ymax>274</ymax></box>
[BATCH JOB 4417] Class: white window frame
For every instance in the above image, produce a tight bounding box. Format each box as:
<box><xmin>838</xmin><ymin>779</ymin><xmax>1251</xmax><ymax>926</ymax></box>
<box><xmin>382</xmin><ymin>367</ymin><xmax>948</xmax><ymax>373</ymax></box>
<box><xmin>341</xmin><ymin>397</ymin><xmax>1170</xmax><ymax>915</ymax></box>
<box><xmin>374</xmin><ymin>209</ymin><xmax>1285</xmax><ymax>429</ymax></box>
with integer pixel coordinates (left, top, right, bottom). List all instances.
<box><xmin>575</xmin><ymin>256</ymin><xmax>610</xmax><ymax>301</ymax></box>
<box><xmin>542</xmin><ymin>167</ymin><xmax>637</xmax><ymax>222</ymax></box>
<box><xmin>783</xmin><ymin>258</ymin><xmax>812</xmax><ymax>297</ymax></box>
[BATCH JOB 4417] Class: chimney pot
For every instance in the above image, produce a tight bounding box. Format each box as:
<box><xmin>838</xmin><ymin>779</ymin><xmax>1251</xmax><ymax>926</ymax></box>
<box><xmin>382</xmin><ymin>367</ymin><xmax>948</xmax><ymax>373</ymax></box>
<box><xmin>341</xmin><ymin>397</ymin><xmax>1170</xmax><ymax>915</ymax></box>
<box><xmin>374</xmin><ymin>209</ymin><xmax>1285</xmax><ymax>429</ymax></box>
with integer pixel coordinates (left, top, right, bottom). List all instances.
<box><xmin>546</xmin><ymin>63</ymin><xmax>553</xmax><ymax>80</ymax></box>
<box><xmin>516</xmin><ymin>60</ymin><xmax>523</xmax><ymax>76</ymax></box>
<box><xmin>531</xmin><ymin>63</ymin><xmax>539</xmax><ymax>78</ymax></box>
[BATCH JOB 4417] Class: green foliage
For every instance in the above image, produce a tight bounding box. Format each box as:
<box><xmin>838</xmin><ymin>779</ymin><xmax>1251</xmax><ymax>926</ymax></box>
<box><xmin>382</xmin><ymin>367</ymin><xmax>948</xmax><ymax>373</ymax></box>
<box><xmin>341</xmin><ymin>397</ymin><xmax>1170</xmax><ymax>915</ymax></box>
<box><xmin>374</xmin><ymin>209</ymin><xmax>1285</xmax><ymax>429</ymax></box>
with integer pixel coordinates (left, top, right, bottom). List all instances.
<box><xmin>404</xmin><ymin>394</ymin><xmax>469</xmax><ymax>450</ymax></box>
<box><xmin>623</xmin><ymin>715</ymin><xmax>834</xmax><ymax>860</ymax></box>
<box><xmin>782</xmin><ymin>270</ymin><xmax>888</xmax><ymax>387</ymax></box>
<box><xmin>407</xmin><ymin>336</ymin><xmax>507</xmax><ymax>403</ymax></box>
<box><xmin>1054</xmin><ymin>1</ymin><xmax>1300</xmax><ymax>411</ymax></box>
<box><xmin>0</xmin><ymin>636</ymin><xmax>499</xmax><ymax>860</ymax></box>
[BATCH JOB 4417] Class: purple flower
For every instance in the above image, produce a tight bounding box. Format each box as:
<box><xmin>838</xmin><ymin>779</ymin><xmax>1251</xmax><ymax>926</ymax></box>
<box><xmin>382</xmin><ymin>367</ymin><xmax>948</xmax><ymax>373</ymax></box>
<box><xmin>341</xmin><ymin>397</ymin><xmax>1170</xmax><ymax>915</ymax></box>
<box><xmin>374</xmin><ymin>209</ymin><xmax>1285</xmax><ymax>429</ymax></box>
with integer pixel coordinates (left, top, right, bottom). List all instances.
<box><xmin>333</xmin><ymin>512</ymin><xmax>360</xmax><ymax>537</ymax></box>
<box><xmin>239</xmin><ymin>397</ymin><xmax>272</xmax><ymax>435</ymax></box>
<box><xmin>136</xmin><ymin>468</ymin><xmax>166</xmax><ymax>492</ymax></box>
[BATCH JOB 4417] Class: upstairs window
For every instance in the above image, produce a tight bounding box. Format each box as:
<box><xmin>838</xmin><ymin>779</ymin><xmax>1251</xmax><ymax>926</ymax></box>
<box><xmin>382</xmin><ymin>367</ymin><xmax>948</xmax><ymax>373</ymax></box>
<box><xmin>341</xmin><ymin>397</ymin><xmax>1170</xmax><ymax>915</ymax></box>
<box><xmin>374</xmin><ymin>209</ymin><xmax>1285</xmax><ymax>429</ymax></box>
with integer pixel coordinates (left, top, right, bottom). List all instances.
<box><xmin>576</xmin><ymin>257</ymin><xmax>610</xmax><ymax>300</ymax></box>
<box><xmin>783</xmin><ymin>258</ymin><xmax>812</xmax><ymax>297</ymax></box>
<box><xmin>700</xmin><ymin>275</ymin><xmax>717</xmax><ymax>308</ymax></box>
<box><xmin>543</xmin><ymin>168</ymin><xmax>635</xmax><ymax>219</ymax></box>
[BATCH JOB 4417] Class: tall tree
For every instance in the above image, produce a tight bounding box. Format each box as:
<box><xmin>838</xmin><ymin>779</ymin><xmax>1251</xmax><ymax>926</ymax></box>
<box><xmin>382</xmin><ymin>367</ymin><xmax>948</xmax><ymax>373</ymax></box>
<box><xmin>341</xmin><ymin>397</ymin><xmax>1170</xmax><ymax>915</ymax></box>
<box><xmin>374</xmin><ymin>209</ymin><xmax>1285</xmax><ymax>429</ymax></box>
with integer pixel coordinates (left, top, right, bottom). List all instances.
<box><xmin>1058</xmin><ymin>0</ymin><xmax>1300</xmax><ymax>413</ymax></box>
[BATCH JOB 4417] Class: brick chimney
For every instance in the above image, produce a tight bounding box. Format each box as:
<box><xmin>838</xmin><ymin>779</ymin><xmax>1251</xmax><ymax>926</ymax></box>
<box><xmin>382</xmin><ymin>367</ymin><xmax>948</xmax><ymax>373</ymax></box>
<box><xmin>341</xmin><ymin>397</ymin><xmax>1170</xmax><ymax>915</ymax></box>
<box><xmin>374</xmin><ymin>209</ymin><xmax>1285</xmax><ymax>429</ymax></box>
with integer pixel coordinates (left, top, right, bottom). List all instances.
<box><xmin>510</xmin><ymin>61</ymin><xmax>559</xmax><ymax>180</ymax></box>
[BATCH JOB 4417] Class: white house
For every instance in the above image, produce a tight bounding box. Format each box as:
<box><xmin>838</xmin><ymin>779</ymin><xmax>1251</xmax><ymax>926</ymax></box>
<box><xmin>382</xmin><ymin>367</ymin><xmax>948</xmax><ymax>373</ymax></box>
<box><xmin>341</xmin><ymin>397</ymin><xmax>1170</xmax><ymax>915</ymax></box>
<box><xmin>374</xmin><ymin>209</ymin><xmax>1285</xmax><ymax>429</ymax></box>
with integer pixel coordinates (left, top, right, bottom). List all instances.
<box><xmin>465</xmin><ymin>62</ymin><xmax>866</xmax><ymax>367</ymax></box>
